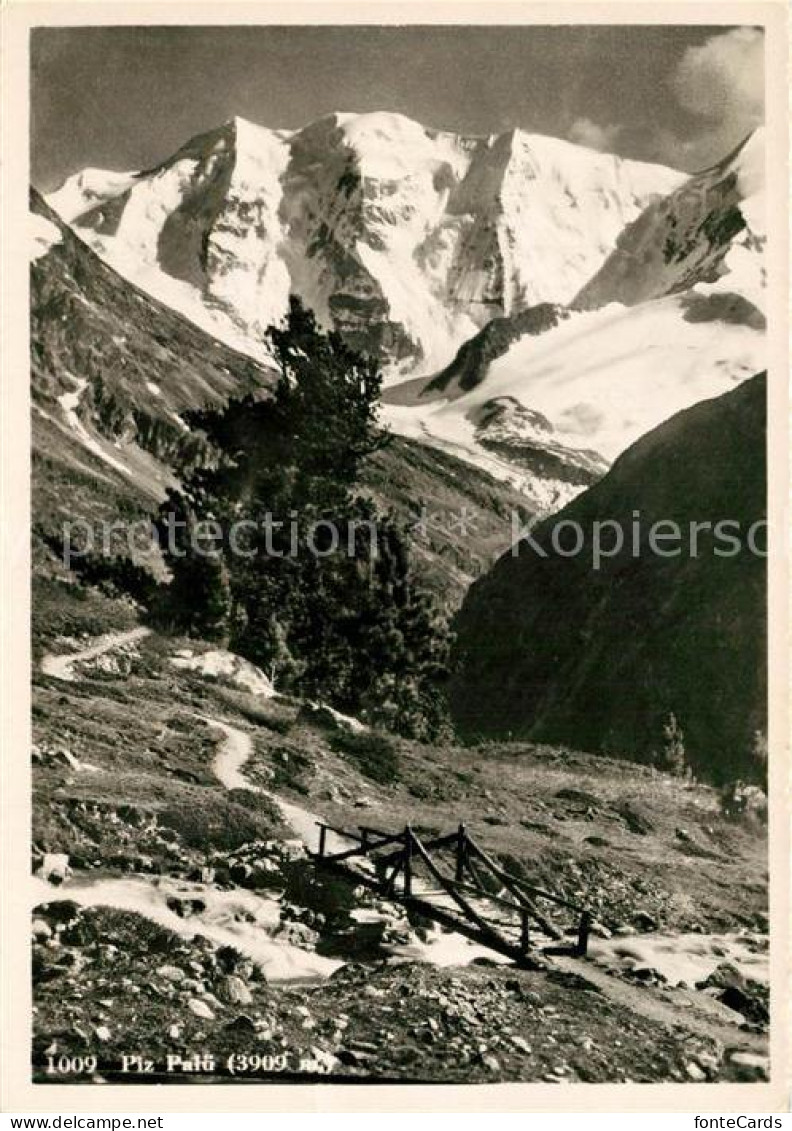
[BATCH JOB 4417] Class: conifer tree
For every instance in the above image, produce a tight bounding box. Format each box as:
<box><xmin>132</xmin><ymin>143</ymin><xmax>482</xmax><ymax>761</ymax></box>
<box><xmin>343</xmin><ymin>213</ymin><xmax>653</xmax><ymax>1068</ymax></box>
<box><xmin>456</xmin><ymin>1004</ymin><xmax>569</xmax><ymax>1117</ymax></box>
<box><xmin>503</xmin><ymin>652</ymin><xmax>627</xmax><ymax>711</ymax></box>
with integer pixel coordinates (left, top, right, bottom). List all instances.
<box><xmin>157</xmin><ymin>297</ymin><xmax>451</xmax><ymax>738</ymax></box>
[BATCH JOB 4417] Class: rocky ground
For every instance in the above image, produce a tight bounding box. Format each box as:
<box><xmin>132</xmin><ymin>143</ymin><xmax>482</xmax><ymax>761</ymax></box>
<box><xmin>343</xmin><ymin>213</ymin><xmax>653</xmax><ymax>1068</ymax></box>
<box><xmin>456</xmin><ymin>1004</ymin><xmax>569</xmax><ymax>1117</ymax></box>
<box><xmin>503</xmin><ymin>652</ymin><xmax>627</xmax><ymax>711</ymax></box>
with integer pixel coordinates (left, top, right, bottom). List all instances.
<box><xmin>31</xmin><ymin>898</ymin><xmax>767</xmax><ymax>1086</ymax></box>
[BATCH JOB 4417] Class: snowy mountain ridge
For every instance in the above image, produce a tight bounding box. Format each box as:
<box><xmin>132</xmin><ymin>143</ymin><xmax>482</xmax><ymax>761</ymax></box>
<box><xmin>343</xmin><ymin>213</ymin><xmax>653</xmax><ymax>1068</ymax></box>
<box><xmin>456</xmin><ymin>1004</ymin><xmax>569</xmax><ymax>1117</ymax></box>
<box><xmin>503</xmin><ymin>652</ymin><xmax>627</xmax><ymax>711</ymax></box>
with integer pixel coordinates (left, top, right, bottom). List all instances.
<box><xmin>381</xmin><ymin>128</ymin><xmax>766</xmax><ymax>489</ymax></box>
<box><xmin>46</xmin><ymin>111</ymin><xmax>684</xmax><ymax>376</ymax></box>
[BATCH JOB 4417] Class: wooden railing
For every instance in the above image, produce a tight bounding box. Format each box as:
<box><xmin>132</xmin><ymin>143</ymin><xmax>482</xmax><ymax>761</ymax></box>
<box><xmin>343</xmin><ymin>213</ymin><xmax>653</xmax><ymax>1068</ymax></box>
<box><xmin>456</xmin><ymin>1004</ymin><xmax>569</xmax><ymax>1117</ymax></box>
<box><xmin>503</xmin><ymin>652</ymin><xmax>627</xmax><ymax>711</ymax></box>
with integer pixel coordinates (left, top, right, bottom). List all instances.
<box><xmin>312</xmin><ymin>820</ymin><xmax>592</xmax><ymax>961</ymax></box>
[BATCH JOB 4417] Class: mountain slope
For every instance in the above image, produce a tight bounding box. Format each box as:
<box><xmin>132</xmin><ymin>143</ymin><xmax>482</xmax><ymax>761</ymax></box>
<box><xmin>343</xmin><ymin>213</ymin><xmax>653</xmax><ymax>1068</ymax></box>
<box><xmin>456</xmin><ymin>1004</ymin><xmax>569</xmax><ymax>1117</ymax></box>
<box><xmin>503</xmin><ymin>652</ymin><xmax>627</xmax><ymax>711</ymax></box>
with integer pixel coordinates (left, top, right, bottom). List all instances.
<box><xmin>450</xmin><ymin>374</ymin><xmax>767</xmax><ymax>783</ymax></box>
<box><xmin>574</xmin><ymin>130</ymin><xmax>765</xmax><ymax>311</ymax></box>
<box><xmin>47</xmin><ymin>112</ymin><xmax>683</xmax><ymax>375</ymax></box>
<box><xmin>379</xmin><ymin>131</ymin><xmax>765</xmax><ymax>479</ymax></box>
<box><xmin>31</xmin><ymin>187</ymin><xmax>278</xmax><ymax>569</ymax></box>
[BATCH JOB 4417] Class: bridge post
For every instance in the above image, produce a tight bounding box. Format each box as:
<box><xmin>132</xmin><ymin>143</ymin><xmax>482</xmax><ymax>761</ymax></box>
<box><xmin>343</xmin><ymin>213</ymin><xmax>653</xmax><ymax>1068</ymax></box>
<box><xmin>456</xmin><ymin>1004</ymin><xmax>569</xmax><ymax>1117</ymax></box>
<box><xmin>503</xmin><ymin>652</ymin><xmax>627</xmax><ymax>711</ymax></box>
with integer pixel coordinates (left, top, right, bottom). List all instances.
<box><xmin>318</xmin><ymin>823</ymin><xmax>326</xmax><ymax>860</ymax></box>
<box><xmin>520</xmin><ymin>908</ymin><xmax>530</xmax><ymax>953</ymax></box>
<box><xmin>455</xmin><ymin>823</ymin><xmax>466</xmax><ymax>882</ymax></box>
<box><xmin>403</xmin><ymin>825</ymin><xmax>412</xmax><ymax>897</ymax></box>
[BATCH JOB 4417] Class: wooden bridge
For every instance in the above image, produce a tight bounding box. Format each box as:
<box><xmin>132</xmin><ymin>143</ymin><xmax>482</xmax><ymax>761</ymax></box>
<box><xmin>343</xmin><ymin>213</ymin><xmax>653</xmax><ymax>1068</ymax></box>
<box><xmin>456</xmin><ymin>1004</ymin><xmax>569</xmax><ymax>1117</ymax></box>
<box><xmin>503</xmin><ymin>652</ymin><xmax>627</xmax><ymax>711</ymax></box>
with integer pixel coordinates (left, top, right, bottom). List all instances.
<box><xmin>311</xmin><ymin>821</ymin><xmax>591</xmax><ymax>965</ymax></box>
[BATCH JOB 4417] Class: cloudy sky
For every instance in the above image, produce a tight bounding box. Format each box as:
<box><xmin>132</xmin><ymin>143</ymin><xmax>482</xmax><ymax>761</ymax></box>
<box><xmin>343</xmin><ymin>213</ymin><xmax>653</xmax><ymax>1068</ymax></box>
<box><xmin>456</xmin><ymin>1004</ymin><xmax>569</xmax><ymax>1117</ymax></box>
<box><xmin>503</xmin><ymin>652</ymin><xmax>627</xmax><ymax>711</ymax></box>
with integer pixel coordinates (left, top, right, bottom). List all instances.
<box><xmin>31</xmin><ymin>24</ymin><xmax>764</xmax><ymax>190</ymax></box>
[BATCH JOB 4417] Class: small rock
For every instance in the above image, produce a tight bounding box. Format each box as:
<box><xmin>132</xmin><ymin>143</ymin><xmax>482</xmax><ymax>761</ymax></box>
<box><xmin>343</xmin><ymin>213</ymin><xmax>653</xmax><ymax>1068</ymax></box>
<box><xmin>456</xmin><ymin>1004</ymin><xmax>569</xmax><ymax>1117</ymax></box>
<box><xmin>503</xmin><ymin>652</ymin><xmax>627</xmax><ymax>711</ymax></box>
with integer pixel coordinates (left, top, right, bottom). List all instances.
<box><xmin>94</xmin><ymin>1026</ymin><xmax>111</xmax><ymax>1042</ymax></box>
<box><xmin>728</xmin><ymin>1051</ymin><xmax>769</xmax><ymax>1081</ymax></box>
<box><xmin>337</xmin><ymin>1048</ymin><xmax>370</xmax><ymax>1067</ymax></box>
<box><xmin>632</xmin><ymin>966</ymin><xmax>667</xmax><ymax>984</ymax></box>
<box><xmin>32</xmin><ymin>918</ymin><xmax>52</xmax><ymax>941</ymax></box>
<box><xmin>615</xmin><ymin>801</ymin><xmax>654</xmax><ymax>835</ymax></box>
<box><xmin>718</xmin><ymin>984</ymin><xmax>769</xmax><ymax>1025</ymax></box>
<box><xmin>696</xmin><ymin>962</ymin><xmax>745</xmax><ymax>991</ymax></box>
<box><xmin>276</xmin><ymin>920</ymin><xmax>319</xmax><ymax>949</ymax></box>
<box><xmin>156</xmin><ymin>965</ymin><xmax>186</xmax><ymax>983</ymax></box>
<box><xmin>37</xmin><ymin>854</ymin><xmax>71</xmax><ymax>885</ymax></box>
<box><xmin>631</xmin><ymin>910</ymin><xmax>659</xmax><ymax>932</ymax></box>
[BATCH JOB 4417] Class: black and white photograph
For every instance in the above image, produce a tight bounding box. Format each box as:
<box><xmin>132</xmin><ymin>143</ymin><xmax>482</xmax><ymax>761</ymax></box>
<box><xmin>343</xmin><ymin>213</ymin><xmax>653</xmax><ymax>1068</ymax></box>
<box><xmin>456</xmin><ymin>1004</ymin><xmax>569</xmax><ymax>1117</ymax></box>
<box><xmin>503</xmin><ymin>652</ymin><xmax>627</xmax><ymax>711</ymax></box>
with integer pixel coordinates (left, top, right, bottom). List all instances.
<box><xmin>3</xmin><ymin>1</ymin><xmax>788</xmax><ymax>1112</ymax></box>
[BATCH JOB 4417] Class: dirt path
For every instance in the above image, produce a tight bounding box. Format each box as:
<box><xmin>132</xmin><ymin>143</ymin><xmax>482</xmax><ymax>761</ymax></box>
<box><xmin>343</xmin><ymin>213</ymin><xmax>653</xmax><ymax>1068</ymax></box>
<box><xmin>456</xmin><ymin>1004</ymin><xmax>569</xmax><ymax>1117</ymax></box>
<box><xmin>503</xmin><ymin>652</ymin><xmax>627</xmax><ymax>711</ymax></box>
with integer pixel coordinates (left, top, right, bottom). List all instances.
<box><xmin>553</xmin><ymin>954</ymin><xmax>767</xmax><ymax>1054</ymax></box>
<box><xmin>40</xmin><ymin>626</ymin><xmax>151</xmax><ymax>682</ymax></box>
<box><xmin>200</xmin><ymin>714</ymin><xmax>348</xmax><ymax>854</ymax></box>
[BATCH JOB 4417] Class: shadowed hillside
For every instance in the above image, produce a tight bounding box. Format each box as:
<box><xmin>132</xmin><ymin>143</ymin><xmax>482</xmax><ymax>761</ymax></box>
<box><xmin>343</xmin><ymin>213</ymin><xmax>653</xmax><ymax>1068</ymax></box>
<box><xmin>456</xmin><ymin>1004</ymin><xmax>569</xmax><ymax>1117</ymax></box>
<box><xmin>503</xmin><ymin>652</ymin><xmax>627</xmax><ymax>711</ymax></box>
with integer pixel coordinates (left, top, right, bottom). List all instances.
<box><xmin>451</xmin><ymin>374</ymin><xmax>767</xmax><ymax>783</ymax></box>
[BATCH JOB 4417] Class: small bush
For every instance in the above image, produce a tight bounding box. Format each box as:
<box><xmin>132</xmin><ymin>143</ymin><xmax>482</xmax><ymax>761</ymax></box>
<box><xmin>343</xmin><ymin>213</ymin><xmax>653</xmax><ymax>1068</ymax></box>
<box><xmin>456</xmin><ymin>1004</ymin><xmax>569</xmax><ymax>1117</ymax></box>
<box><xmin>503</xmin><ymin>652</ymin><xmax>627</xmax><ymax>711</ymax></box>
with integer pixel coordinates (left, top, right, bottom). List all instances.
<box><xmin>661</xmin><ymin>712</ymin><xmax>690</xmax><ymax>778</ymax></box>
<box><xmin>329</xmin><ymin>728</ymin><xmax>400</xmax><ymax>784</ymax></box>
<box><xmin>160</xmin><ymin>789</ymin><xmax>283</xmax><ymax>850</ymax></box>
<box><xmin>216</xmin><ymin>689</ymin><xmax>295</xmax><ymax>734</ymax></box>
<box><xmin>266</xmin><ymin>742</ymin><xmax>313</xmax><ymax>794</ymax></box>
<box><xmin>719</xmin><ymin>781</ymin><xmax>768</xmax><ymax>825</ymax></box>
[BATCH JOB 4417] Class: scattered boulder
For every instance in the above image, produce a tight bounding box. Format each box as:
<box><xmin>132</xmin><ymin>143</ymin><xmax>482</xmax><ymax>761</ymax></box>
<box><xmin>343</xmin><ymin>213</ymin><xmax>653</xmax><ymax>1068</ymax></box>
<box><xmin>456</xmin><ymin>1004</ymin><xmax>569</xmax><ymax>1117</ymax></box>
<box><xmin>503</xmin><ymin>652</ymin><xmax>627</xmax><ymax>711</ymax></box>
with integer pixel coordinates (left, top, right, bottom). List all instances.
<box><xmin>685</xmin><ymin>1060</ymin><xmax>707</xmax><ymax>1081</ymax></box>
<box><xmin>276</xmin><ymin>920</ymin><xmax>320</xmax><ymax>950</ymax></box>
<box><xmin>166</xmin><ymin>896</ymin><xmax>206</xmax><ymax>919</ymax></box>
<box><xmin>220</xmin><ymin>975</ymin><xmax>252</xmax><ymax>1006</ymax></box>
<box><xmin>630</xmin><ymin>966</ymin><xmax>667</xmax><ymax>986</ymax></box>
<box><xmin>555</xmin><ymin>788</ymin><xmax>600</xmax><ymax>808</ymax></box>
<box><xmin>156</xmin><ymin>965</ymin><xmax>186</xmax><ymax>984</ymax></box>
<box><xmin>718</xmin><ymin>984</ymin><xmax>769</xmax><ymax>1026</ymax></box>
<box><xmin>32</xmin><ymin>918</ymin><xmax>52</xmax><ymax>941</ymax></box>
<box><xmin>299</xmin><ymin>701</ymin><xmax>366</xmax><ymax>734</ymax></box>
<box><xmin>614</xmin><ymin>802</ymin><xmax>654</xmax><ymax>836</ymax></box>
<box><xmin>630</xmin><ymin>910</ymin><xmax>659</xmax><ymax>932</ymax></box>
<box><xmin>224</xmin><ymin>1014</ymin><xmax>257</xmax><ymax>1035</ymax></box>
<box><xmin>696</xmin><ymin>962</ymin><xmax>745</xmax><ymax>991</ymax></box>
<box><xmin>170</xmin><ymin>649</ymin><xmax>275</xmax><ymax>698</ymax></box>
<box><xmin>696</xmin><ymin>964</ymin><xmax>769</xmax><ymax>1026</ymax></box>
